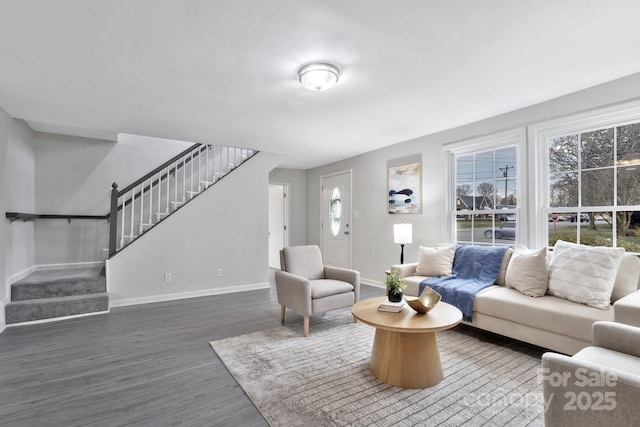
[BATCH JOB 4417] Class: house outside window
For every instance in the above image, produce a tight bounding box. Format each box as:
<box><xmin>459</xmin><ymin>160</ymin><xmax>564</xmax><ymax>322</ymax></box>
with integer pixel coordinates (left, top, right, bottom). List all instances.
<box><xmin>531</xmin><ymin>100</ymin><xmax>640</xmax><ymax>252</ymax></box>
<box><xmin>447</xmin><ymin>129</ymin><xmax>524</xmax><ymax>246</ymax></box>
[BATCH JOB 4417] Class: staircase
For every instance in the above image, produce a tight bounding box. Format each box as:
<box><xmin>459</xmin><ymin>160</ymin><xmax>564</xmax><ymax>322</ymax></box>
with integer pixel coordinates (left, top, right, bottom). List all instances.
<box><xmin>109</xmin><ymin>144</ymin><xmax>257</xmax><ymax>256</ymax></box>
<box><xmin>5</xmin><ymin>267</ymin><xmax>108</xmax><ymax>324</ymax></box>
<box><xmin>5</xmin><ymin>142</ymin><xmax>257</xmax><ymax>325</ymax></box>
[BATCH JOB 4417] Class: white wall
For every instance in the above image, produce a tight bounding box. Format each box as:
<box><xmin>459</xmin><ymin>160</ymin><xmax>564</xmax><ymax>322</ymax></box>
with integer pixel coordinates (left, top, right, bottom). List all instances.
<box><xmin>107</xmin><ymin>152</ymin><xmax>285</xmax><ymax>306</ymax></box>
<box><xmin>306</xmin><ymin>71</ymin><xmax>640</xmax><ymax>286</ymax></box>
<box><xmin>0</xmin><ymin>112</ymin><xmax>36</xmax><ymax>330</ymax></box>
<box><xmin>269</xmin><ymin>168</ymin><xmax>307</xmax><ymax>246</ymax></box>
<box><xmin>33</xmin><ymin>133</ymin><xmax>193</xmax><ymax>267</ymax></box>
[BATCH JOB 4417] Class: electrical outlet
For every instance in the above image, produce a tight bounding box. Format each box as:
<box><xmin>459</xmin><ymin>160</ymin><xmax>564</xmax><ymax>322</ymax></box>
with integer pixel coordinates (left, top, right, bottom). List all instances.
<box><xmin>217</xmin><ymin>268</ymin><xmax>223</xmax><ymax>277</ymax></box>
<box><xmin>164</xmin><ymin>273</ymin><xmax>172</xmax><ymax>282</ymax></box>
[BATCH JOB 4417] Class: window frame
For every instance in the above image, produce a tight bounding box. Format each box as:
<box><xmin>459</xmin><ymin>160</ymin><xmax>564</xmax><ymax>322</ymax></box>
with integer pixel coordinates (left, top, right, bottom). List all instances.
<box><xmin>529</xmin><ymin>100</ymin><xmax>640</xmax><ymax>249</ymax></box>
<box><xmin>445</xmin><ymin>128</ymin><xmax>526</xmax><ymax>246</ymax></box>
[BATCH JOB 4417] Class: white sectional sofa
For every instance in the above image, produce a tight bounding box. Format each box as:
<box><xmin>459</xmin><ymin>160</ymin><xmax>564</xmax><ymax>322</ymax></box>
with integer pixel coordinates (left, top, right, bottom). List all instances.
<box><xmin>392</xmin><ymin>246</ymin><xmax>640</xmax><ymax>355</ymax></box>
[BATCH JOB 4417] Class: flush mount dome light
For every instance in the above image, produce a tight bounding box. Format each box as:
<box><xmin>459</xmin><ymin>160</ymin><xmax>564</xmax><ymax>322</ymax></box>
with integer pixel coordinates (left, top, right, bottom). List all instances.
<box><xmin>298</xmin><ymin>62</ymin><xmax>339</xmax><ymax>91</ymax></box>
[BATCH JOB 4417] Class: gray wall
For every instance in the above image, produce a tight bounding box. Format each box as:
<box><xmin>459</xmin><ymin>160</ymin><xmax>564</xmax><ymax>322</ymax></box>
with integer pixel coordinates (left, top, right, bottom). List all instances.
<box><xmin>107</xmin><ymin>152</ymin><xmax>285</xmax><ymax>306</ymax></box>
<box><xmin>306</xmin><ymin>72</ymin><xmax>640</xmax><ymax>285</ymax></box>
<box><xmin>269</xmin><ymin>168</ymin><xmax>307</xmax><ymax>246</ymax></box>
<box><xmin>0</xmin><ymin>112</ymin><xmax>36</xmax><ymax>330</ymax></box>
<box><xmin>33</xmin><ymin>133</ymin><xmax>193</xmax><ymax>266</ymax></box>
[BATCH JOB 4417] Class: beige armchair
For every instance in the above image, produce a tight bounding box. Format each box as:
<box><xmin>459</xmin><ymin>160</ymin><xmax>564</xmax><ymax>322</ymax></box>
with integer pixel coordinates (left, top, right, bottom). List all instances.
<box><xmin>542</xmin><ymin>321</ymin><xmax>640</xmax><ymax>426</ymax></box>
<box><xmin>275</xmin><ymin>245</ymin><xmax>360</xmax><ymax>336</ymax></box>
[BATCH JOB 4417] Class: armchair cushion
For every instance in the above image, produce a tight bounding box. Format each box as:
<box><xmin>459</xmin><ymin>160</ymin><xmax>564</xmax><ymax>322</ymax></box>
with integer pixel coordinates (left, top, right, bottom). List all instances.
<box><xmin>310</xmin><ymin>279</ymin><xmax>354</xmax><ymax>299</ymax></box>
<box><xmin>282</xmin><ymin>245</ymin><xmax>324</xmax><ymax>280</ymax></box>
<box><xmin>573</xmin><ymin>346</ymin><xmax>640</xmax><ymax>376</ymax></box>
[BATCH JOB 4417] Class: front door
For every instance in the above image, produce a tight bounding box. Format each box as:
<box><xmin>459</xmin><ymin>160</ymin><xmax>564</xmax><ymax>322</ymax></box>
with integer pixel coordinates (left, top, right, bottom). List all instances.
<box><xmin>321</xmin><ymin>171</ymin><xmax>351</xmax><ymax>268</ymax></box>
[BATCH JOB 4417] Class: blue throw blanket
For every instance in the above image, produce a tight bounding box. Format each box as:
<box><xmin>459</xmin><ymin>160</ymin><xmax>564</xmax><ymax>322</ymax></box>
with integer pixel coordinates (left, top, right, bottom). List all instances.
<box><xmin>419</xmin><ymin>245</ymin><xmax>508</xmax><ymax>322</ymax></box>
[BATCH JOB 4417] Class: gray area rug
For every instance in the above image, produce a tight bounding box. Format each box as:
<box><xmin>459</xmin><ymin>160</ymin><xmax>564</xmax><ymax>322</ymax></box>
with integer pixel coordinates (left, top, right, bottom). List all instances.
<box><xmin>210</xmin><ymin>313</ymin><xmax>545</xmax><ymax>426</ymax></box>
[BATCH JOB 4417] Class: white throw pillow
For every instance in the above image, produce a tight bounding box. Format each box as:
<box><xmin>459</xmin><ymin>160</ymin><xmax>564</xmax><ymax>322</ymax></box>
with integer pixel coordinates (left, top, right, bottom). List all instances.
<box><xmin>495</xmin><ymin>247</ymin><xmax>514</xmax><ymax>286</ymax></box>
<box><xmin>414</xmin><ymin>245</ymin><xmax>455</xmax><ymax>277</ymax></box>
<box><xmin>505</xmin><ymin>246</ymin><xmax>548</xmax><ymax>297</ymax></box>
<box><xmin>548</xmin><ymin>240</ymin><xmax>625</xmax><ymax>309</ymax></box>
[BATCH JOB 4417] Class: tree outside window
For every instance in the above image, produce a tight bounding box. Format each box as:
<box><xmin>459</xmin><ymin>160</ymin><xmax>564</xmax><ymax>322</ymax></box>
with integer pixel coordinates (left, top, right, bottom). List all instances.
<box><xmin>547</xmin><ymin>123</ymin><xmax>640</xmax><ymax>251</ymax></box>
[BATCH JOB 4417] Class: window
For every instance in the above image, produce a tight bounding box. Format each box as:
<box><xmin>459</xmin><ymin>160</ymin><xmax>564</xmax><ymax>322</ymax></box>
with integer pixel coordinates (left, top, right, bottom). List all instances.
<box><xmin>546</xmin><ymin>123</ymin><xmax>640</xmax><ymax>251</ymax></box>
<box><xmin>329</xmin><ymin>187</ymin><xmax>342</xmax><ymax>237</ymax></box>
<box><xmin>532</xmin><ymin>100</ymin><xmax>640</xmax><ymax>252</ymax></box>
<box><xmin>447</xmin><ymin>129</ymin><xmax>524</xmax><ymax>246</ymax></box>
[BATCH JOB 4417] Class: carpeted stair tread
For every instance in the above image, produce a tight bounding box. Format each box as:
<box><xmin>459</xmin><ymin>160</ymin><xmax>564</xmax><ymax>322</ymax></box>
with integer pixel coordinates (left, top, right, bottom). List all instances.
<box><xmin>11</xmin><ymin>268</ymin><xmax>106</xmax><ymax>301</ymax></box>
<box><xmin>5</xmin><ymin>293</ymin><xmax>109</xmax><ymax>324</ymax></box>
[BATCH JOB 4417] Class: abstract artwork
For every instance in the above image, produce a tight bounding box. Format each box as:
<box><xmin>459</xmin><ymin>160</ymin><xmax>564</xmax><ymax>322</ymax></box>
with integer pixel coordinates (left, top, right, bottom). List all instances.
<box><xmin>388</xmin><ymin>158</ymin><xmax>421</xmax><ymax>214</ymax></box>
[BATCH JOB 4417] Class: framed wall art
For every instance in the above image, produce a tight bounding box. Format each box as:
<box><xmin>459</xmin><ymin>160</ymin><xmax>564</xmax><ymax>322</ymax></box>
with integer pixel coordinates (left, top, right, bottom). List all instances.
<box><xmin>388</xmin><ymin>155</ymin><xmax>422</xmax><ymax>214</ymax></box>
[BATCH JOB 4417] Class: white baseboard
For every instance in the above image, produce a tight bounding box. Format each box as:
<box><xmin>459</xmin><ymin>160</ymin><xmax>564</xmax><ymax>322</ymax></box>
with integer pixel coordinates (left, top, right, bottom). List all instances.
<box><xmin>36</xmin><ymin>261</ymin><xmax>104</xmax><ymax>271</ymax></box>
<box><xmin>361</xmin><ymin>278</ymin><xmax>385</xmax><ymax>289</ymax></box>
<box><xmin>109</xmin><ymin>282</ymin><xmax>271</xmax><ymax>308</ymax></box>
<box><xmin>5</xmin><ymin>309</ymin><xmax>110</xmax><ymax>328</ymax></box>
<box><xmin>0</xmin><ymin>297</ymin><xmax>6</xmax><ymax>334</ymax></box>
<box><xmin>7</xmin><ymin>266</ymin><xmax>37</xmax><ymax>286</ymax></box>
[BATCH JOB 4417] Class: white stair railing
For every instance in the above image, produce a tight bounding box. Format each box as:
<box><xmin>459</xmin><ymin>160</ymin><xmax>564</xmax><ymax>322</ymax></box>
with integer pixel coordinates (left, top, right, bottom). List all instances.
<box><xmin>108</xmin><ymin>144</ymin><xmax>256</xmax><ymax>256</ymax></box>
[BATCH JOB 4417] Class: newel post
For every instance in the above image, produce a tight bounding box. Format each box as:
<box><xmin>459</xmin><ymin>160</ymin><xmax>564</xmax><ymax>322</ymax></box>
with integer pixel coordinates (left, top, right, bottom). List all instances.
<box><xmin>108</xmin><ymin>182</ymin><xmax>119</xmax><ymax>257</ymax></box>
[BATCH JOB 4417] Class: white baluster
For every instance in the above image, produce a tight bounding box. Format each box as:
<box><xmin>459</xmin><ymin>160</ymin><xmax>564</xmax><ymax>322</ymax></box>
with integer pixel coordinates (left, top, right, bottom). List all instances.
<box><xmin>205</xmin><ymin>145</ymin><xmax>210</xmax><ymax>188</ymax></box>
<box><xmin>173</xmin><ymin>160</ymin><xmax>178</xmax><ymax>209</ymax></box>
<box><xmin>148</xmin><ymin>177</ymin><xmax>153</xmax><ymax>226</ymax></box>
<box><xmin>165</xmin><ymin>166</ymin><xmax>170</xmax><ymax>213</ymax></box>
<box><xmin>128</xmin><ymin>188</ymin><xmax>135</xmax><ymax>241</ymax></box>
<box><xmin>139</xmin><ymin>180</ymin><xmax>145</xmax><ymax>234</ymax></box>
<box><xmin>120</xmin><ymin>193</ymin><xmax>125</xmax><ymax>248</ymax></box>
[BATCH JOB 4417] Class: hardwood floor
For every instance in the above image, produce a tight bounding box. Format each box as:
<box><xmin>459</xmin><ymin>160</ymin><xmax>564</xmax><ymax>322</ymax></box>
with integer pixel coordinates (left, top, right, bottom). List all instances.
<box><xmin>0</xmin><ymin>276</ymin><xmax>383</xmax><ymax>427</ymax></box>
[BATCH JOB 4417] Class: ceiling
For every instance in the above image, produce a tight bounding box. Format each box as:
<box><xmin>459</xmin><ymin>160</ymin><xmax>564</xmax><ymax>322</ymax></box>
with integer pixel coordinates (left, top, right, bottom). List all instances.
<box><xmin>1</xmin><ymin>1</ymin><xmax>640</xmax><ymax>169</ymax></box>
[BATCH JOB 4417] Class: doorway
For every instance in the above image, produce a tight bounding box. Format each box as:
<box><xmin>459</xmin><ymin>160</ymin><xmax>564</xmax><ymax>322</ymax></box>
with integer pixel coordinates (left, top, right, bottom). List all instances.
<box><xmin>268</xmin><ymin>183</ymin><xmax>288</xmax><ymax>269</ymax></box>
<box><xmin>321</xmin><ymin>171</ymin><xmax>352</xmax><ymax>268</ymax></box>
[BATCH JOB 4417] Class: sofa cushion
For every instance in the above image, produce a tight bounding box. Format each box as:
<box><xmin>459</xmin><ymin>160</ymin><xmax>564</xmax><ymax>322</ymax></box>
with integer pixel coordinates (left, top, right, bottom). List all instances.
<box><xmin>495</xmin><ymin>247</ymin><xmax>514</xmax><ymax>286</ymax></box>
<box><xmin>611</xmin><ymin>254</ymin><xmax>640</xmax><ymax>303</ymax></box>
<box><xmin>414</xmin><ymin>245</ymin><xmax>455</xmax><ymax>277</ymax></box>
<box><xmin>548</xmin><ymin>240</ymin><xmax>624</xmax><ymax>309</ymax></box>
<box><xmin>403</xmin><ymin>276</ymin><xmax>426</xmax><ymax>296</ymax></box>
<box><xmin>474</xmin><ymin>286</ymin><xmax>613</xmax><ymax>342</ymax></box>
<box><xmin>505</xmin><ymin>246</ymin><xmax>548</xmax><ymax>297</ymax></box>
<box><xmin>309</xmin><ymin>279</ymin><xmax>354</xmax><ymax>299</ymax></box>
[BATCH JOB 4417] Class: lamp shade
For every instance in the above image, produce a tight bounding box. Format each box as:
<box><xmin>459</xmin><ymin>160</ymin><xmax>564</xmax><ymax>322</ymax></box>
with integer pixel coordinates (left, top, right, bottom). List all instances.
<box><xmin>394</xmin><ymin>223</ymin><xmax>413</xmax><ymax>244</ymax></box>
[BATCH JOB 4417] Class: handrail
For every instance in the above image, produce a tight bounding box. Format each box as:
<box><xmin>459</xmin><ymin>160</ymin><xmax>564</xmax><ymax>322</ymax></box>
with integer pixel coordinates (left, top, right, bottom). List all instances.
<box><xmin>6</xmin><ymin>212</ymin><xmax>109</xmax><ymax>223</ymax></box>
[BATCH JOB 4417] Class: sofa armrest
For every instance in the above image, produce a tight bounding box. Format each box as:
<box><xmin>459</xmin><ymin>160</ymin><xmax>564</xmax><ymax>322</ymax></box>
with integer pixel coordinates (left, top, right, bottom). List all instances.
<box><xmin>390</xmin><ymin>263</ymin><xmax>418</xmax><ymax>278</ymax></box>
<box><xmin>324</xmin><ymin>266</ymin><xmax>360</xmax><ymax>302</ymax></box>
<box><xmin>592</xmin><ymin>321</ymin><xmax>640</xmax><ymax>358</ymax></box>
<box><xmin>542</xmin><ymin>352</ymin><xmax>640</xmax><ymax>426</ymax></box>
<box><xmin>275</xmin><ymin>270</ymin><xmax>312</xmax><ymax>316</ymax></box>
<box><xmin>614</xmin><ymin>289</ymin><xmax>640</xmax><ymax>328</ymax></box>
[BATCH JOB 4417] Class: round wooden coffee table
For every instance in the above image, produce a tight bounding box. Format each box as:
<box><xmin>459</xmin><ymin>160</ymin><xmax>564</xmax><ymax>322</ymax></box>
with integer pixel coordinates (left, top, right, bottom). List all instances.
<box><xmin>352</xmin><ymin>296</ymin><xmax>462</xmax><ymax>389</ymax></box>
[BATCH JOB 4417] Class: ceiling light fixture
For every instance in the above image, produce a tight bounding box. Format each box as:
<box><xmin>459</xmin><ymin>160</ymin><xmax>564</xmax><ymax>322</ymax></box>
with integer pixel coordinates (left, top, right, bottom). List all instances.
<box><xmin>298</xmin><ymin>62</ymin><xmax>339</xmax><ymax>91</ymax></box>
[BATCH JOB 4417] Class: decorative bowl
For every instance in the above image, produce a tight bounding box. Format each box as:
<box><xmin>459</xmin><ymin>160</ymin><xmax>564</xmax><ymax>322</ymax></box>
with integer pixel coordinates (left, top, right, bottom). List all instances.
<box><xmin>404</xmin><ymin>287</ymin><xmax>442</xmax><ymax>314</ymax></box>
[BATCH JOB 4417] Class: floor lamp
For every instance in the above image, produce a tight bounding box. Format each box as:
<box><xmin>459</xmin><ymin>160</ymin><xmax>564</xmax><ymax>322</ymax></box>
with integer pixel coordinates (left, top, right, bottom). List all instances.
<box><xmin>393</xmin><ymin>223</ymin><xmax>413</xmax><ymax>264</ymax></box>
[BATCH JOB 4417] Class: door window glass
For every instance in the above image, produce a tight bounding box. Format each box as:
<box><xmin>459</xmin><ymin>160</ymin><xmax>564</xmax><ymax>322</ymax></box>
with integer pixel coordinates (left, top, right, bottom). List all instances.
<box><xmin>330</xmin><ymin>187</ymin><xmax>341</xmax><ymax>237</ymax></box>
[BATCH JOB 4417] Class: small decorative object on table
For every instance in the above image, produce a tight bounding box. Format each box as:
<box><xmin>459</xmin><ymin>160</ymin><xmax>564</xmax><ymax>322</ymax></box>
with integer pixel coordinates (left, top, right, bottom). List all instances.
<box><xmin>404</xmin><ymin>286</ymin><xmax>442</xmax><ymax>314</ymax></box>
<box><xmin>384</xmin><ymin>268</ymin><xmax>406</xmax><ymax>302</ymax></box>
